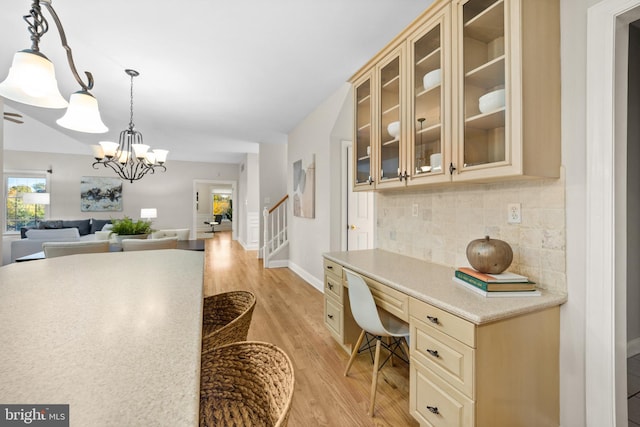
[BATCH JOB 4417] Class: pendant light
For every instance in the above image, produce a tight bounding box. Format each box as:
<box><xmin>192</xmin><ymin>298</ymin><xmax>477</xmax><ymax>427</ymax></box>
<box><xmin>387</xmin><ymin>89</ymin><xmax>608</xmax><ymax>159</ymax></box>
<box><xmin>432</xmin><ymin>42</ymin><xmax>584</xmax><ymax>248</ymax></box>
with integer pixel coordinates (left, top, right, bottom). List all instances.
<box><xmin>0</xmin><ymin>0</ymin><xmax>107</xmax><ymax>133</ymax></box>
<box><xmin>91</xmin><ymin>69</ymin><xmax>168</xmax><ymax>183</ymax></box>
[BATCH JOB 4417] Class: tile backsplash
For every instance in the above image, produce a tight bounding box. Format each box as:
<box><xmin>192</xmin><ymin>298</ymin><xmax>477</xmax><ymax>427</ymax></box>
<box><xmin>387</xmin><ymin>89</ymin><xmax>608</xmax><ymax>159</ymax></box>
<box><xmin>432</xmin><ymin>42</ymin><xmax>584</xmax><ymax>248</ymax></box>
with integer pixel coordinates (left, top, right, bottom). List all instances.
<box><xmin>376</xmin><ymin>171</ymin><xmax>566</xmax><ymax>293</ymax></box>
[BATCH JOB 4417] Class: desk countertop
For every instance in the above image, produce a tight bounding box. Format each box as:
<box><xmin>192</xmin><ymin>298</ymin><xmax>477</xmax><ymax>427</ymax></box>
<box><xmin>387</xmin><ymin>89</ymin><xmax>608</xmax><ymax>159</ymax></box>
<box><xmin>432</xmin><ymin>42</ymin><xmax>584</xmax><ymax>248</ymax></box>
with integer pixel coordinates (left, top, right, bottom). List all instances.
<box><xmin>0</xmin><ymin>250</ymin><xmax>204</xmax><ymax>426</ymax></box>
<box><xmin>323</xmin><ymin>249</ymin><xmax>567</xmax><ymax>325</ymax></box>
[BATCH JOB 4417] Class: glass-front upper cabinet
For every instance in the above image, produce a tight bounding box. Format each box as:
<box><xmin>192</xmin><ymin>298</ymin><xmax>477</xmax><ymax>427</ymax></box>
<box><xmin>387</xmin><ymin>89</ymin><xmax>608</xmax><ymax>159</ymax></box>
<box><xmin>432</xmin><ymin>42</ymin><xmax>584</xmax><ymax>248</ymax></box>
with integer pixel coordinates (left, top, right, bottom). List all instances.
<box><xmin>376</xmin><ymin>47</ymin><xmax>404</xmax><ymax>188</ymax></box>
<box><xmin>458</xmin><ymin>0</ymin><xmax>506</xmax><ymax>172</ymax></box>
<box><xmin>407</xmin><ymin>4</ymin><xmax>450</xmax><ymax>186</ymax></box>
<box><xmin>353</xmin><ymin>73</ymin><xmax>375</xmax><ymax>190</ymax></box>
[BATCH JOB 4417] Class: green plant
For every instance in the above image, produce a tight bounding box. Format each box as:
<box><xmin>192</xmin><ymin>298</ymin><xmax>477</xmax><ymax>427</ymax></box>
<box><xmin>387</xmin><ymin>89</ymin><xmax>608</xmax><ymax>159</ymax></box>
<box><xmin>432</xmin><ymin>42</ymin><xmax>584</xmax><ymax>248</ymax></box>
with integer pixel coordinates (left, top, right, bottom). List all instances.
<box><xmin>110</xmin><ymin>216</ymin><xmax>153</xmax><ymax>235</ymax></box>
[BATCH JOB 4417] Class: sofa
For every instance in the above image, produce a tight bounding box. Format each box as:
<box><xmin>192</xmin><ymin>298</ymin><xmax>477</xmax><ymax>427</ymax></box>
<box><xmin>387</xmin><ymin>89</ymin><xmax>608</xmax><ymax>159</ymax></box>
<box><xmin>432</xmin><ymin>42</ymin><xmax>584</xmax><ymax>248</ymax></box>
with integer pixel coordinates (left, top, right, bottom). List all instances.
<box><xmin>150</xmin><ymin>228</ymin><xmax>190</xmax><ymax>240</ymax></box>
<box><xmin>10</xmin><ymin>219</ymin><xmax>112</xmax><ymax>262</ymax></box>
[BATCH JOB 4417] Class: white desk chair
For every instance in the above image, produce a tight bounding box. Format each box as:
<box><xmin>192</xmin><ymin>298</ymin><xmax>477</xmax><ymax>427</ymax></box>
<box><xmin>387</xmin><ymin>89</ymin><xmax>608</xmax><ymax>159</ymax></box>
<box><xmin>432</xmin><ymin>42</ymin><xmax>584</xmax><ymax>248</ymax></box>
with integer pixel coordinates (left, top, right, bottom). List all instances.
<box><xmin>343</xmin><ymin>269</ymin><xmax>410</xmax><ymax>417</ymax></box>
<box><xmin>42</xmin><ymin>240</ymin><xmax>110</xmax><ymax>258</ymax></box>
<box><xmin>121</xmin><ymin>237</ymin><xmax>178</xmax><ymax>251</ymax></box>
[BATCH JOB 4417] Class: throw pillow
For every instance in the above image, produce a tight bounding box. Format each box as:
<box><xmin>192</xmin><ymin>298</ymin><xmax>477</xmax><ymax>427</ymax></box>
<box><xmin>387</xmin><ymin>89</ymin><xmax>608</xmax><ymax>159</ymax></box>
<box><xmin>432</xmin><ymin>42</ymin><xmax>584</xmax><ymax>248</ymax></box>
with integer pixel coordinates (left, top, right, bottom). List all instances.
<box><xmin>90</xmin><ymin>219</ymin><xmax>112</xmax><ymax>234</ymax></box>
<box><xmin>26</xmin><ymin>228</ymin><xmax>80</xmax><ymax>241</ymax></box>
<box><xmin>20</xmin><ymin>227</ymin><xmax>36</xmax><ymax>239</ymax></box>
<box><xmin>62</xmin><ymin>219</ymin><xmax>91</xmax><ymax>236</ymax></box>
<box><xmin>37</xmin><ymin>220</ymin><xmax>63</xmax><ymax>229</ymax></box>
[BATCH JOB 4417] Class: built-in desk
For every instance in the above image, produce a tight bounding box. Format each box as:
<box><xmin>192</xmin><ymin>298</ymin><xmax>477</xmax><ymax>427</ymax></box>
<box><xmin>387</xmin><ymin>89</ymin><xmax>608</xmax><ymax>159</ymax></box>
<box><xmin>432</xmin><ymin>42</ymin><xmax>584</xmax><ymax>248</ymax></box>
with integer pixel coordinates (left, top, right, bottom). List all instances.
<box><xmin>323</xmin><ymin>249</ymin><xmax>567</xmax><ymax>427</ymax></box>
<box><xmin>0</xmin><ymin>250</ymin><xmax>204</xmax><ymax>426</ymax></box>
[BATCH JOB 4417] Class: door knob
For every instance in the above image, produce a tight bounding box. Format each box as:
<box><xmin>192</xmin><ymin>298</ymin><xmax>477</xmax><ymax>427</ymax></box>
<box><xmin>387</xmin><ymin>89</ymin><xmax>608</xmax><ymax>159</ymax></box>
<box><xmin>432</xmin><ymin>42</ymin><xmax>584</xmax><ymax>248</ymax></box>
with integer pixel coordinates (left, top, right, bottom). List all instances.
<box><xmin>349</xmin><ymin>224</ymin><xmax>357</xmax><ymax>230</ymax></box>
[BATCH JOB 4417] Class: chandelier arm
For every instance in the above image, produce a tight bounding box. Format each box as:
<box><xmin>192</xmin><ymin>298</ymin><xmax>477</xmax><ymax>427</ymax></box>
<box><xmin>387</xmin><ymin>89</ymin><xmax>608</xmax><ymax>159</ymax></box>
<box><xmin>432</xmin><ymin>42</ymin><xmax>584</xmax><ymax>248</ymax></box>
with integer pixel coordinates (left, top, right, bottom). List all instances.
<box><xmin>40</xmin><ymin>0</ymin><xmax>94</xmax><ymax>91</ymax></box>
<box><xmin>23</xmin><ymin>0</ymin><xmax>48</xmax><ymax>52</ymax></box>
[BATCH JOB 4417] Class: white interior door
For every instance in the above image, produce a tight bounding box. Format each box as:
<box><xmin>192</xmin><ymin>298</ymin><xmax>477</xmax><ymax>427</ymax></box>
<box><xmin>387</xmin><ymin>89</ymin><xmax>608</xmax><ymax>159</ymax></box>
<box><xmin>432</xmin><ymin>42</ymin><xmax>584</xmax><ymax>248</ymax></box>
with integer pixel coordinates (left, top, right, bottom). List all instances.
<box><xmin>346</xmin><ymin>143</ymin><xmax>374</xmax><ymax>250</ymax></box>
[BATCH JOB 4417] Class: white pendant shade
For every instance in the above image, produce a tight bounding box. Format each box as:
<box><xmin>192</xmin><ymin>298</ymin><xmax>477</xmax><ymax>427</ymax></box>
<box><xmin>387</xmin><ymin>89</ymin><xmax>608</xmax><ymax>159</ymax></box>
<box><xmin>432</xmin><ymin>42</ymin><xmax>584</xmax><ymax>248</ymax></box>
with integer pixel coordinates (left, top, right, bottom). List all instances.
<box><xmin>132</xmin><ymin>143</ymin><xmax>150</xmax><ymax>159</ymax></box>
<box><xmin>153</xmin><ymin>149</ymin><xmax>169</xmax><ymax>164</ymax></box>
<box><xmin>0</xmin><ymin>50</ymin><xmax>68</xmax><ymax>108</ymax></box>
<box><xmin>57</xmin><ymin>91</ymin><xmax>108</xmax><ymax>133</ymax></box>
<box><xmin>140</xmin><ymin>208</ymin><xmax>157</xmax><ymax>219</ymax></box>
<box><xmin>22</xmin><ymin>192</ymin><xmax>50</xmax><ymax>205</ymax></box>
<box><xmin>99</xmin><ymin>141</ymin><xmax>119</xmax><ymax>158</ymax></box>
<box><xmin>91</xmin><ymin>144</ymin><xmax>105</xmax><ymax>159</ymax></box>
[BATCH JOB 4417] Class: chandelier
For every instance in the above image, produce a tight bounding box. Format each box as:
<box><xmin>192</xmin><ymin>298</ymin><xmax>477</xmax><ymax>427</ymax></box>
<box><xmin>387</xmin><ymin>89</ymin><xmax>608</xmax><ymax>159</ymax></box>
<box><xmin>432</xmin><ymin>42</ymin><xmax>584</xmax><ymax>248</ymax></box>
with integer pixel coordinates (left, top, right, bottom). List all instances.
<box><xmin>91</xmin><ymin>69</ymin><xmax>168</xmax><ymax>183</ymax></box>
<box><xmin>0</xmin><ymin>0</ymin><xmax>107</xmax><ymax>133</ymax></box>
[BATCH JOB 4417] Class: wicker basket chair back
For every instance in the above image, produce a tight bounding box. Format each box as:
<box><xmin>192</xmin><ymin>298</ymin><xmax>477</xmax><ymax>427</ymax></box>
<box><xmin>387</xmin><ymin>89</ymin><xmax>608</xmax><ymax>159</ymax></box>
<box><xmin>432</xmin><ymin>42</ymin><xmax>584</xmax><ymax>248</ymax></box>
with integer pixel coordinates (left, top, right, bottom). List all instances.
<box><xmin>200</xmin><ymin>341</ymin><xmax>295</xmax><ymax>427</ymax></box>
<box><xmin>202</xmin><ymin>290</ymin><xmax>256</xmax><ymax>353</ymax></box>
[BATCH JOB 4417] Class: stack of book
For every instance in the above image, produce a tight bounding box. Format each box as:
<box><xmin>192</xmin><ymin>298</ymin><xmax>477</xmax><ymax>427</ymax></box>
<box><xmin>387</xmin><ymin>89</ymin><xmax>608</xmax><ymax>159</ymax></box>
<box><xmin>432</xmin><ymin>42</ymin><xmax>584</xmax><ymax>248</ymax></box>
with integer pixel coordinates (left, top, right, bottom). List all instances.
<box><xmin>453</xmin><ymin>267</ymin><xmax>540</xmax><ymax>297</ymax></box>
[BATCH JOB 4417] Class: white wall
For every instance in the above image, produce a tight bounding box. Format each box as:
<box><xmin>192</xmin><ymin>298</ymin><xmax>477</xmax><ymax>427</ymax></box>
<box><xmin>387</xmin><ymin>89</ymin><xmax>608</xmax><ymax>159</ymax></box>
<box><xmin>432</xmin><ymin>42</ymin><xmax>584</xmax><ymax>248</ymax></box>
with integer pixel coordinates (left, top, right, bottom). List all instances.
<box><xmin>628</xmin><ymin>21</ymin><xmax>640</xmax><ymax>352</ymax></box>
<box><xmin>287</xmin><ymin>83</ymin><xmax>351</xmax><ymax>288</ymax></box>
<box><xmin>561</xmin><ymin>0</ymin><xmax>592</xmax><ymax>424</ymax></box>
<box><xmin>237</xmin><ymin>153</ymin><xmax>260</xmax><ymax>250</ymax></box>
<box><xmin>0</xmin><ymin>98</ymin><xmax>4</xmax><ymax>264</ymax></box>
<box><xmin>258</xmin><ymin>143</ymin><xmax>287</xmax><ymax>249</ymax></box>
<box><xmin>329</xmin><ymin>85</ymin><xmax>354</xmax><ymax>252</ymax></box>
<box><xmin>3</xmin><ymin>150</ymin><xmax>239</xmax><ymax>231</ymax></box>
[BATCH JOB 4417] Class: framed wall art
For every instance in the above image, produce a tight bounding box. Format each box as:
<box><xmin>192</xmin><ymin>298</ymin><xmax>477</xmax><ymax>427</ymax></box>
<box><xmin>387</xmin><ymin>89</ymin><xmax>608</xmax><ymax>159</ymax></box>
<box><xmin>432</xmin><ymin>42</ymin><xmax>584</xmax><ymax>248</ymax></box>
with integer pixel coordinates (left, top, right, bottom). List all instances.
<box><xmin>292</xmin><ymin>154</ymin><xmax>315</xmax><ymax>218</ymax></box>
<box><xmin>80</xmin><ymin>176</ymin><xmax>123</xmax><ymax>212</ymax></box>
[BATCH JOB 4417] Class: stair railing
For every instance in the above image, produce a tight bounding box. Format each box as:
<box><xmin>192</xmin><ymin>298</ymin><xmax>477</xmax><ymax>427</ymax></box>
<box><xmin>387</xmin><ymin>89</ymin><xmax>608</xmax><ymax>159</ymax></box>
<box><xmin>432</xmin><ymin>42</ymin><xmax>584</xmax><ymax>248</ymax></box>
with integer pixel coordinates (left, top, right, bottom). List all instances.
<box><xmin>262</xmin><ymin>194</ymin><xmax>289</xmax><ymax>268</ymax></box>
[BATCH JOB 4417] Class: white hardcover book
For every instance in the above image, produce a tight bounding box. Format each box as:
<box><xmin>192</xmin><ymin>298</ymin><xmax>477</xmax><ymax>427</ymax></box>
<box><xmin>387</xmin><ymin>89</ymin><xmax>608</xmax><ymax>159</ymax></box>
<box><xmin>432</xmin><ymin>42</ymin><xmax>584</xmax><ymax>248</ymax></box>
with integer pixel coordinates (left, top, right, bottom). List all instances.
<box><xmin>452</xmin><ymin>277</ymin><xmax>541</xmax><ymax>298</ymax></box>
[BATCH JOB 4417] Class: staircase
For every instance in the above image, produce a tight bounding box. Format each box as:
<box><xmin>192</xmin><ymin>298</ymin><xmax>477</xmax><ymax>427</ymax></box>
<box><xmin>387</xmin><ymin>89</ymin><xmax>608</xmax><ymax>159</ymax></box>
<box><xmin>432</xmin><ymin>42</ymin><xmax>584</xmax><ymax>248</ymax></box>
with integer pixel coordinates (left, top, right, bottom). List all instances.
<box><xmin>262</xmin><ymin>195</ymin><xmax>289</xmax><ymax>268</ymax></box>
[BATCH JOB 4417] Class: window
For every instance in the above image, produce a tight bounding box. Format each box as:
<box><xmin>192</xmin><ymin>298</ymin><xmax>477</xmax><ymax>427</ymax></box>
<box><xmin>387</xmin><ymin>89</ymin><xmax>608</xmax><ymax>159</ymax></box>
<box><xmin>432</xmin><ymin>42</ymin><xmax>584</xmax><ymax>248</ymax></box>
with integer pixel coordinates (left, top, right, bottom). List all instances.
<box><xmin>213</xmin><ymin>193</ymin><xmax>232</xmax><ymax>220</ymax></box>
<box><xmin>5</xmin><ymin>174</ymin><xmax>48</xmax><ymax>233</ymax></box>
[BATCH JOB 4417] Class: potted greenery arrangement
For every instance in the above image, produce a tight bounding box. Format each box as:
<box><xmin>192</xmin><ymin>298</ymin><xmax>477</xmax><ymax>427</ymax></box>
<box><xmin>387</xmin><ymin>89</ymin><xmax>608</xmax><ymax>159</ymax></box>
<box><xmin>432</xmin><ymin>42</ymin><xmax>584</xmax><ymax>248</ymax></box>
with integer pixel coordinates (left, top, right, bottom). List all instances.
<box><xmin>110</xmin><ymin>216</ymin><xmax>153</xmax><ymax>241</ymax></box>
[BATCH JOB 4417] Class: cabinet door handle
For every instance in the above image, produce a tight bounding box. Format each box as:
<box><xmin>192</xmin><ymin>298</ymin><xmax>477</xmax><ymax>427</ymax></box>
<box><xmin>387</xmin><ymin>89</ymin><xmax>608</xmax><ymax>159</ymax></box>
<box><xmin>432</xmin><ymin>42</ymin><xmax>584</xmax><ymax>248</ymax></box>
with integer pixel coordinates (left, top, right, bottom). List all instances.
<box><xmin>449</xmin><ymin>162</ymin><xmax>456</xmax><ymax>175</ymax></box>
<box><xmin>328</xmin><ymin>283</ymin><xmax>333</xmax><ymax>290</ymax></box>
<box><xmin>426</xmin><ymin>349</ymin><xmax>440</xmax><ymax>358</ymax></box>
<box><xmin>327</xmin><ymin>265</ymin><xmax>333</xmax><ymax>270</ymax></box>
<box><xmin>426</xmin><ymin>315</ymin><xmax>439</xmax><ymax>324</ymax></box>
<box><xmin>327</xmin><ymin>314</ymin><xmax>334</xmax><ymax>320</ymax></box>
<box><xmin>426</xmin><ymin>406</ymin><xmax>440</xmax><ymax>415</ymax></box>
<box><xmin>368</xmin><ymin>175</ymin><xmax>373</xmax><ymax>185</ymax></box>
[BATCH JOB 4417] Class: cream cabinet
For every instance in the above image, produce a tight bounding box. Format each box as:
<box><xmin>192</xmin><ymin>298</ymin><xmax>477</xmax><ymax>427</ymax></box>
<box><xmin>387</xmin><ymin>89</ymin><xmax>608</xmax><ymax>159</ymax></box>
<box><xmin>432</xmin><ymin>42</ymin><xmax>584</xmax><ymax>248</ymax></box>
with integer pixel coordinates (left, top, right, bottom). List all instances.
<box><xmin>350</xmin><ymin>0</ymin><xmax>560</xmax><ymax>190</ymax></box>
<box><xmin>322</xmin><ymin>259</ymin><xmax>359</xmax><ymax>353</ymax></box>
<box><xmin>353</xmin><ymin>72</ymin><xmax>376</xmax><ymax>190</ymax></box>
<box><xmin>409</xmin><ymin>298</ymin><xmax>559</xmax><ymax>427</ymax></box>
<box><xmin>451</xmin><ymin>0</ymin><xmax>560</xmax><ymax>181</ymax></box>
<box><xmin>322</xmin><ymin>253</ymin><xmax>562</xmax><ymax>426</ymax></box>
<box><xmin>406</xmin><ymin>2</ymin><xmax>452</xmax><ymax>186</ymax></box>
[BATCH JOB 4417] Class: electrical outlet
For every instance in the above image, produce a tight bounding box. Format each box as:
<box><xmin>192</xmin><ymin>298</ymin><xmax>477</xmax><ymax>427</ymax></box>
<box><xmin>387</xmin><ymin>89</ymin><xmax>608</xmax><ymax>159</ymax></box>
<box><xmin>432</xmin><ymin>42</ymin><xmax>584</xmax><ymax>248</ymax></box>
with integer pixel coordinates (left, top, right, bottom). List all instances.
<box><xmin>412</xmin><ymin>203</ymin><xmax>419</xmax><ymax>217</ymax></box>
<box><xmin>508</xmin><ymin>203</ymin><xmax>521</xmax><ymax>224</ymax></box>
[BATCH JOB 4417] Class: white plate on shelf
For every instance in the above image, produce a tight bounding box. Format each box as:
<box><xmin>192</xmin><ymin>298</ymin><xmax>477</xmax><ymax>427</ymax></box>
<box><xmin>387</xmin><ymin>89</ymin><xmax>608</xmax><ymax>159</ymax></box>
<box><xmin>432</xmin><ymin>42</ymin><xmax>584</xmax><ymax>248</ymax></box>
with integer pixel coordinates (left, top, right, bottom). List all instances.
<box><xmin>387</xmin><ymin>121</ymin><xmax>400</xmax><ymax>138</ymax></box>
<box><xmin>479</xmin><ymin>89</ymin><xmax>505</xmax><ymax>114</ymax></box>
<box><xmin>423</xmin><ymin>69</ymin><xmax>441</xmax><ymax>91</ymax></box>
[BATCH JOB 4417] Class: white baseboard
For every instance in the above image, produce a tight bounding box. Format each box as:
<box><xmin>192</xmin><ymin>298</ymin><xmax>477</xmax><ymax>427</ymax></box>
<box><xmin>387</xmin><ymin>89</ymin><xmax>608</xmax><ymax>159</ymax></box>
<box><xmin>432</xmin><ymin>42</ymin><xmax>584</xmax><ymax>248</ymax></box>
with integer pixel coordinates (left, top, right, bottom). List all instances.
<box><xmin>628</xmin><ymin>337</ymin><xmax>640</xmax><ymax>358</ymax></box>
<box><xmin>265</xmin><ymin>259</ymin><xmax>288</xmax><ymax>269</ymax></box>
<box><xmin>238</xmin><ymin>240</ymin><xmax>259</xmax><ymax>251</ymax></box>
<box><xmin>288</xmin><ymin>260</ymin><xmax>323</xmax><ymax>293</ymax></box>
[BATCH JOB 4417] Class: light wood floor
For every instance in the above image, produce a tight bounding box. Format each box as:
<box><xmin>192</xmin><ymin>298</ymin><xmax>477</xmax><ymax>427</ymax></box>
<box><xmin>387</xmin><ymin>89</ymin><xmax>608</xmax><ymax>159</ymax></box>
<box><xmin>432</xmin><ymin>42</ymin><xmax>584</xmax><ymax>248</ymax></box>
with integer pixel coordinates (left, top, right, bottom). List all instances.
<box><xmin>203</xmin><ymin>232</ymin><xmax>418</xmax><ymax>427</ymax></box>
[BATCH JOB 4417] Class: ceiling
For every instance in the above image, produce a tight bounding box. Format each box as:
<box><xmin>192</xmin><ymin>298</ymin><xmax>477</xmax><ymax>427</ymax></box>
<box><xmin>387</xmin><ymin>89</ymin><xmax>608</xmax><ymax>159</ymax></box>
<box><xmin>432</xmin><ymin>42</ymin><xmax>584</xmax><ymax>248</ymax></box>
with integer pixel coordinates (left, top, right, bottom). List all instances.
<box><xmin>0</xmin><ymin>0</ymin><xmax>430</xmax><ymax>164</ymax></box>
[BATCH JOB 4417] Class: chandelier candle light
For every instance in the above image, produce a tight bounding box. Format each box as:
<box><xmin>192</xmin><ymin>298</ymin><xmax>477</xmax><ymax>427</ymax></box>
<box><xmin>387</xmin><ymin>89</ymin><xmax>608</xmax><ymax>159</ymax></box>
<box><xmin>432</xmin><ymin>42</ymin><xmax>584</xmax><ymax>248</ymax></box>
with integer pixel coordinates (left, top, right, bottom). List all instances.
<box><xmin>91</xmin><ymin>69</ymin><xmax>168</xmax><ymax>183</ymax></box>
<box><xmin>0</xmin><ymin>0</ymin><xmax>108</xmax><ymax>133</ymax></box>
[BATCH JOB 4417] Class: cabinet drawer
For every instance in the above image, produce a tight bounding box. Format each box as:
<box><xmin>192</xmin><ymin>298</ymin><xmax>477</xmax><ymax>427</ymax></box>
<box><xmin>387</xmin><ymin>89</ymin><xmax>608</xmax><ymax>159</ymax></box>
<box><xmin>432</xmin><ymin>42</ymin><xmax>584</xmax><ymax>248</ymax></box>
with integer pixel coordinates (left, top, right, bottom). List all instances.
<box><xmin>410</xmin><ymin>358</ymin><xmax>474</xmax><ymax>427</ymax></box>
<box><xmin>412</xmin><ymin>317</ymin><xmax>474</xmax><ymax>399</ymax></box>
<box><xmin>325</xmin><ymin>274</ymin><xmax>342</xmax><ymax>301</ymax></box>
<box><xmin>410</xmin><ymin>297</ymin><xmax>475</xmax><ymax>347</ymax></box>
<box><xmin>362</xmin><ymin>276</ymin><xmax>409</xmax><ymax>322</ymax></box>
<box><xmin>323</xmin><ymin>259</ymin><xmax>343</xmax><ymax>278</ymax></box>
<box><xmin>324</xmin><ymin>296</ymin><xmax>343</xmax><ymax>340</ymax></box>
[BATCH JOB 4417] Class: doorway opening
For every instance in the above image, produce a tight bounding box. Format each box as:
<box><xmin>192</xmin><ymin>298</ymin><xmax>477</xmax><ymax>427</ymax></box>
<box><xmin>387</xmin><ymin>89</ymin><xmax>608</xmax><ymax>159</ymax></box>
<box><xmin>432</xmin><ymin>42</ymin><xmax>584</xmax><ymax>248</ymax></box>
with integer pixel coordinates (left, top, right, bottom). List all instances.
<box><xmin>193</xmin><ymin>179</ymin><xmax>237</xmax><ymax>240</ymax></box>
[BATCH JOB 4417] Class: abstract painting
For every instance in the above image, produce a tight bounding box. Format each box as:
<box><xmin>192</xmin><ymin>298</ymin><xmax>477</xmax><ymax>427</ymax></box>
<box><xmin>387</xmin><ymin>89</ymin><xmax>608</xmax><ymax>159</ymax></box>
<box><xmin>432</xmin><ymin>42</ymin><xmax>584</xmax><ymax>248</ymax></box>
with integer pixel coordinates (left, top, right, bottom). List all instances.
<box><xmin>80</xmin><ymin>176</ymin><xmax>123</xmax><ymax>212</ymax></box>
<box><xmin>292</xmin><ymin>154</ymin><xmax>315</xmax><ymax>218</ymax></box>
